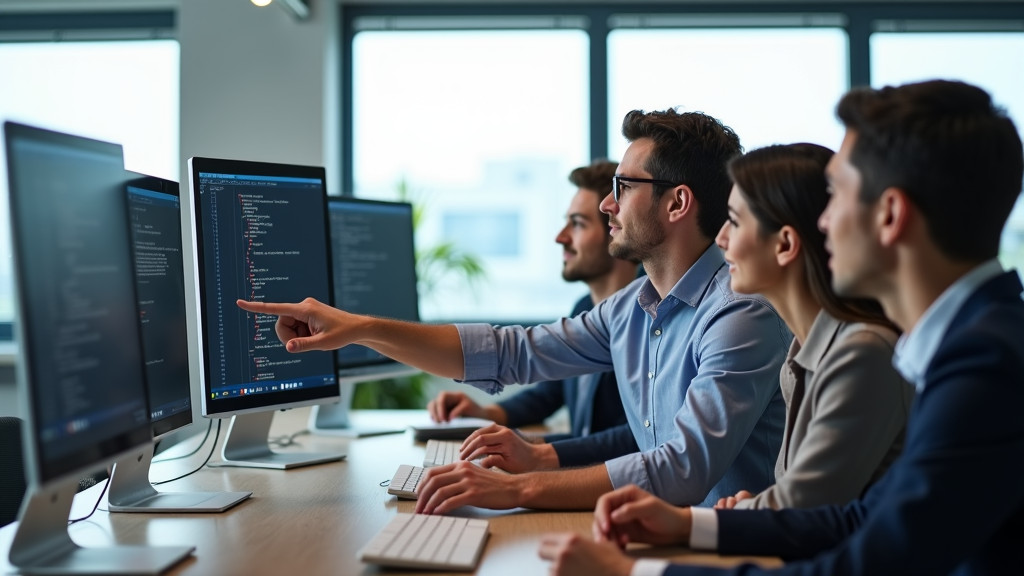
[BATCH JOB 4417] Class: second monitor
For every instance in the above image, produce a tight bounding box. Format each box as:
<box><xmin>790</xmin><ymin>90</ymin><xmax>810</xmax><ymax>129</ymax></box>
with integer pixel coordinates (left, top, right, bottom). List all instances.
<box><xmin>310</xmin><ymin>196</ymin><xmax>422</xmax><ymax>437</ymax></box>
<box><xmin>106</xmin><ymin>173</ymin><xmax>251</xmax><ymax>512</ymax></box>
<box><xmin>188</xmin><ymin>157</ymin><xmax>343</xmax><ymax>469</ymax></box>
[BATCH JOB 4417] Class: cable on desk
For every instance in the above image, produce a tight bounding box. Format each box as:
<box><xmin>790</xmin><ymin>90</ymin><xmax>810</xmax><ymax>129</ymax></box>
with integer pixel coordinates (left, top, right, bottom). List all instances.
<box><xmin>380</xmin><ymin>479</ymin><xmax>391</xmax><ymax>487</ymax></box>
<box><xmin>152</xmin><ymin>419</ymin><xmax>222</xmax><ymax>486</ymax></box>
<box><xmin>68</xmin><ymin>477</ymin><xmax>109</xmax><ymax>525</ymax></box>
<box><xmin>151</xmin><ymin>419</ymin><xmax>214</xmax><ymax>463</ymax></box>
<box><xmin>268</xmin><ymin>428</ymin><xmax>310</xmax><ymax>448</ymax></box>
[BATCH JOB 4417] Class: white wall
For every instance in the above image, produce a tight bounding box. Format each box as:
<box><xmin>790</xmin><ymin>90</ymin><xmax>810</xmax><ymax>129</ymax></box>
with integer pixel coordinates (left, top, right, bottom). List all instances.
<box><xmin>178</xmin><ymin>0</ymin><xmax>340</xmax><ymax>191</ymax></box>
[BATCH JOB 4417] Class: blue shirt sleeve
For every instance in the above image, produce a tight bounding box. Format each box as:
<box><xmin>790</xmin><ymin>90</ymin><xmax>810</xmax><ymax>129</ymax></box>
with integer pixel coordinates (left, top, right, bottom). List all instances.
<box><xmin>454</xmin><ymin>310</ymin><xmax>615</xmax><ymax>395</ymax></box>
<box><xmin>494</xmin><ymin>294</ymin><xmax>597</xmax><ymax>430</ymax></box>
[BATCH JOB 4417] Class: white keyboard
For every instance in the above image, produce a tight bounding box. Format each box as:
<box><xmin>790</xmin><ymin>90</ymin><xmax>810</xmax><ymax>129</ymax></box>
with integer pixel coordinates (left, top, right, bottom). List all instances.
<box><xmin>423</xmin><ymin>439</ymin><xmax>462</xmax><ymax>467</ymax></box>
<box><xmin>387</xmin><ymin>464</ymin><xmax>425</xmax><ymax>499</ymax></box>
<box><xmin>358</xmin><ymin>512</ymin><xmax>490</xmax><ymax>571</ymax></box>
<box><xmin>389</xmin><ymin>445</ymin><xmax>486</xmax><ymax>500</ymax></box>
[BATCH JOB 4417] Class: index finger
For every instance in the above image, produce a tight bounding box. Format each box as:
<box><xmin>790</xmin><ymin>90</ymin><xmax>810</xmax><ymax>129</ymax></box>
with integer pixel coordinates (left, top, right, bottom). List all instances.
<box><xmin>413</xmin><ymin>463</ymin><xmax>455</xmax><ymax>513</ymax></box>
<box><xmin>236</xmin><ymin>299</ymin><xmax>299</xmax><ymax>316</ymax></box>
<box><xmin>460</xmin><ymin>423</ymin><xmax>500</xmax><ymax>449</ymax></box>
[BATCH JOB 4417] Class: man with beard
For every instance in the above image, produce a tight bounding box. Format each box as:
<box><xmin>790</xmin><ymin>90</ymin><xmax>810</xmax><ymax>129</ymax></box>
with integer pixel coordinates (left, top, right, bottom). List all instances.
<box><xmin>426</xmin><ymin>160</ymin><xmax>637</xmax><ymax>443</ymax></box>
<box><xmin>237</xmin><ymin>109</ymin><xmax>790</xmax><ymax>512</ymax></box>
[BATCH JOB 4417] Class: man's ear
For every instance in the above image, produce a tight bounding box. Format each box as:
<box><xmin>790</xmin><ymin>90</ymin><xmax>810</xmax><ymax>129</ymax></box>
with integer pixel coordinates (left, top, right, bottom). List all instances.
<box><xmin>666</xmin><ymin>185</ymin><xmax>694</xmax><ymax>223</ymax></box>
<box><xmin>877</xmin><ymin>187</ymin><xmax>910</xmax><ymax>247</ymax></box>
<box><xmin>776</xmin><ymin>225</ymin><xmax>801</xmax><ymax>267</ymax></box>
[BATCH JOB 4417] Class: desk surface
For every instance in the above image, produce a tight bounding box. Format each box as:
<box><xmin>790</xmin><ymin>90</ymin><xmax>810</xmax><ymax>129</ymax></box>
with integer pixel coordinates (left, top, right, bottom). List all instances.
<box><xmin>0</xmin><ymin>408</ymin><xmax>781</xmax><ymax>575</ymax></box>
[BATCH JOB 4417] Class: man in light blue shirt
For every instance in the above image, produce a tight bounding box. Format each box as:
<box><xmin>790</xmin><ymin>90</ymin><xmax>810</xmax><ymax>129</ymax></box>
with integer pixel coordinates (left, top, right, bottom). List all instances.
<box><xmin>237</xmin><ymin>109</ymin><xmax>790</xmax><ymax>513</ymax></box>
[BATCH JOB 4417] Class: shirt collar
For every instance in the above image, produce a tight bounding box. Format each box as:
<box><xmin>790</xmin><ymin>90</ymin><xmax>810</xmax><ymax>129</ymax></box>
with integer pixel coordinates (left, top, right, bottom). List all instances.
<box><xmin>636</xmin><ymin>244</ymin><xmax>725</xmax><ymax>316</ymax></box>
<box><xmin>893</xmin><ymin>258</ymin><xmax>1003</xmax><ymax>391</ymax></box>
<box><xmin>792</xmin><ymin>310</ymin><xmax>843</xmax><ymax>372</ymax></box>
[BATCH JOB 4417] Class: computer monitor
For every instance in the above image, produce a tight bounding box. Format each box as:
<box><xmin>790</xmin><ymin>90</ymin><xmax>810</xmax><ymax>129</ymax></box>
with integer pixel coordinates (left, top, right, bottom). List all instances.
<box><xmin>3</xmin><ymin>121</ymin><xmax>192</xmax><ymax>573</ymax></box>
<box><xmin>188</xmin><ymin>157</ymin><xmax>343</xmax><ymax>469</ymax></box>
<box><xmin>105</xmin><ymin>173</ymin><xmax>251</xmax><ymax>512</ymax></box>
<box><xmin>309</xmin><ymin>196</ymin><xmax>421</xmax><ymax>437</ymax></box>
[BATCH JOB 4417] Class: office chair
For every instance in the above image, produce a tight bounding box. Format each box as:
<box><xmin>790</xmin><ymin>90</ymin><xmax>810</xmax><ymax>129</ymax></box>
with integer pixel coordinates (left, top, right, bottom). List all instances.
<box><xmin>0</xmin><ymin>416</ymin><xmax>27</xmax><ymax>527</ymax></box>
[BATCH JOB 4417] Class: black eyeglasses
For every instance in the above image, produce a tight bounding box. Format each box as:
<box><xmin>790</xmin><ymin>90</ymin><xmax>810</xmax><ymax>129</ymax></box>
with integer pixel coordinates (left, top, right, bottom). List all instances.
<box><xmin>612</xmin><ymin>176</ymin><xmax>682</xmax><ymax>203</ymax></box>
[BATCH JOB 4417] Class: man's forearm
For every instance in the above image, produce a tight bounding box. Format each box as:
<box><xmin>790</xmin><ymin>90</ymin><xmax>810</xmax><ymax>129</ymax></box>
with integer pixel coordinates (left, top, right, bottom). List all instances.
<box><xmin>517</xmin><ymin>464</ymin><xmax>614</xmax><ymax>509</ymax></box>
<box><xmin>356</xmin><ymin>317</ymin><xmax>466</xmax><ymax>379</ymax></box>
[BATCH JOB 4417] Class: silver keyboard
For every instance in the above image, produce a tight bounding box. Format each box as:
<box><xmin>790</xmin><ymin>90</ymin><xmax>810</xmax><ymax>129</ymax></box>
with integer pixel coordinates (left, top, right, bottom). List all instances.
<box><xmin>423</xmin><ymin>439</ymin><xmax>462</xmax><ymax>468</ymax></box>
<box><xmin>387</xmin><ymin>463</ymin><xmax>425</xmax><ymax>499</ymax></box>
<box><xmin>358</xmin><ymin>512</ymin><xmax>490</xmax><ymax>571</ymax></box>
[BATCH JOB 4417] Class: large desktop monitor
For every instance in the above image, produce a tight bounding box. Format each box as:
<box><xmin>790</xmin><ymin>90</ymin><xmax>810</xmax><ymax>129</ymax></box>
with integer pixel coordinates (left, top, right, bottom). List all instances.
<box><xmin>309</xmin><ymin>196</ymin><xmax>421</xmax><ymax>437</ymax></box>
<box><xmin>188</xmin><ymin>157</ymin><xmax>343</xmax><ymax>469</ymax></box>
<box><xmin>3</xmin><ymin>121</ymin><xmax>192</xmax><ymax>573</ymax></box>
<box><xmin>105</xmin><ymin>174</ymin><xmax>251</xmax><ymax>512</ymax></box>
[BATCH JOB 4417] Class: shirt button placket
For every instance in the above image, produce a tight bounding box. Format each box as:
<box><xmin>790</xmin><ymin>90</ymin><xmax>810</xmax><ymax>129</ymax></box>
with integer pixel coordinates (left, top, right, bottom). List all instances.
<box><xmin>647</xmin><ymin>324</ymin><xmax>661</xmax><ymax>438</ymax></box>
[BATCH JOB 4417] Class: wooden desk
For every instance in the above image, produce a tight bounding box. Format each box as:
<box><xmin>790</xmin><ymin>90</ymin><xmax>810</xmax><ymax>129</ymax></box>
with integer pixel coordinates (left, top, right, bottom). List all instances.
<box><xmin>0</xmin><ymin>408</ymin><xmax>781</xmax><ymax>575</ymax></box>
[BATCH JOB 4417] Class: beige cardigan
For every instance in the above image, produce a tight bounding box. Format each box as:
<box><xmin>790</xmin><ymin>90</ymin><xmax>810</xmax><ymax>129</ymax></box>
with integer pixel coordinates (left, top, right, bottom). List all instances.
<box><xmin>735</xmin><ymin>310</ymin><xmax>914</xmax><ymax>510</ymax></box>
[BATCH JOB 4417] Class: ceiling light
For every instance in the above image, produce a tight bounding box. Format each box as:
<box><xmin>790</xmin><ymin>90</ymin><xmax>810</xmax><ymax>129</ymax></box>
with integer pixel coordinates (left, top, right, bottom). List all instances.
<box><xmin>250</xmin><ymin>0</ymin><xmax>309</xmax><ymax>20</ymax></box>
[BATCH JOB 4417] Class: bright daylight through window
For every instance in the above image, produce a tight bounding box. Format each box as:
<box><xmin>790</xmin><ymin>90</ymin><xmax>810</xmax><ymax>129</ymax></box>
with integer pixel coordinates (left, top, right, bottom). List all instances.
<box><xmin>0</xmin><ymin>40</ymin><xmax>180</xmax><ymax>334</ymax></box>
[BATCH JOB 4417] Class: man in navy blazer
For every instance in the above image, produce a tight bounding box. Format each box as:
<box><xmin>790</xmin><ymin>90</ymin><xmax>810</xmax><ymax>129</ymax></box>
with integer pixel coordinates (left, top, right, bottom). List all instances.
<box><xmin>538</xmin><ymin>79</ymin><xmax>1024</xmax><ymax>575</ymax></box>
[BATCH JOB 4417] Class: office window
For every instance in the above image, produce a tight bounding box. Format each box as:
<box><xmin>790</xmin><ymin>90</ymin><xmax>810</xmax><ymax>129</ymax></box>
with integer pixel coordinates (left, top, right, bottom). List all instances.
<box><xmin>870</xmin><ymin>30</ymin><xmax>1024</xmax><ymax>271</ymax></box>
<box><xmin>607</xmin><ymin>26</ymin><xmax>849</xmax><ymax>159</ymax></box>
<box><xmin>0</xmin><ymin>39</ymin><xmax>180</xmax><ymax>334</ymax></box>
<box><xmin>351</xmin><ymin>29</ymin><xmax>589</xmax><ymax>321</ymax></box>
<box><xmin>345</xmin><ymin>4</ymin><xmax>1024</xmax><ymax>323</ymax></box>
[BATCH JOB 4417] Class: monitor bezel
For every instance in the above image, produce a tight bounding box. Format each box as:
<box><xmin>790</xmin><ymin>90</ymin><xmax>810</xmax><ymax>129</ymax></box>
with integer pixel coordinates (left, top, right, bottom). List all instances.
<box><xmin>188</xmin><ymin>156</ymin><xmax>340</xmax><ymax>418</ymax></box>
<box><xmin>125</xmin><ymin>173</ymin><xmax>194</xmax><ymax>440</ymax></box>
<box><xmin>4</xmin><ymin>121</ymin><xmax>153</xmax><ymax>488</ymax></box>
<box><xmin>327</xmin><ymin>195</ymin><xmax>420</xmax><ymax>374</ymax></box>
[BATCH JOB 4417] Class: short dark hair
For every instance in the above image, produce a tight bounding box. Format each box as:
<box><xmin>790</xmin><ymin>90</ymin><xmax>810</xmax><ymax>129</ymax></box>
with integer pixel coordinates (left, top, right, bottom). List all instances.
<box><xmin>729</xmin><ymin>143</ymin><xmax>894</xmax><ymax>329</ymax></box>
<box><xmin>568</xmin><ymin>159</ymin><xmax>618</xmax><ymax>230</ymax></box>
<box><xmin>837</xmin><ymin>79</ymin><xmax>1024</xmax><ymax>262</ymax></box>
<box><xmin>621</xmin><ymin>108</ymin><xmax>743</xmax><ymax>240</ymax></box>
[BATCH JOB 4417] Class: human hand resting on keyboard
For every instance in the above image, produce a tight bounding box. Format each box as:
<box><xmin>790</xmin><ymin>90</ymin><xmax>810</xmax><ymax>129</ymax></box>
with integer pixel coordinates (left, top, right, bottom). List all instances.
<box><xmin>459</xmin><ymin>424</ymin><xmax>559</xmax><ymax>473</ymax></box>
<box><xmin>427</xmin><ymin>391</ymin><xmax>506</xmax><ymax>424</ymax></box>
<box><xmin>414</xmin><ymin>460</ymin><xmax>522</xmax><ymax>515</ymax></box>
<box><xmin>537</xmin><ymin>533</ymin><xmax>635</xmax><ymax>576</ymax></box>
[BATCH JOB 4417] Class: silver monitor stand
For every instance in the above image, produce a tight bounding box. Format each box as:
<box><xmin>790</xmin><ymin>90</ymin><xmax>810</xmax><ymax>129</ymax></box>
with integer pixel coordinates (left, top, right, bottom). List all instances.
<box><xmin>309</xmin><ymin>369</ymin><xmax>420</xmax><ymax>438</ymax></box>
<box><xmin>207</xmin><ymin>410</ymin><xmax>346</xmax><ymax>470</ymax></box>
<box><xmin>9</xmin><ymin>479</ymin><xmax>194</xmax><ymax>574</ymax></box>
<box><xmin>107</xmin><ymin>442</ymin><xmax>251</xmax><ymax>513</ymax></box>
